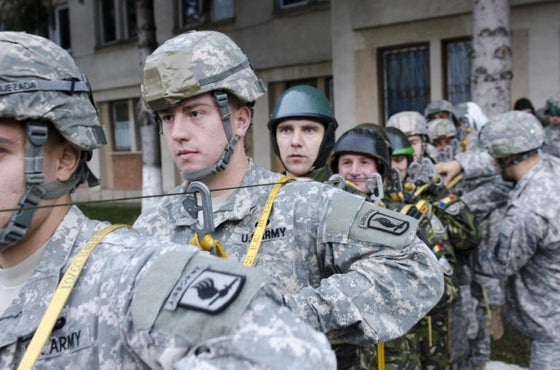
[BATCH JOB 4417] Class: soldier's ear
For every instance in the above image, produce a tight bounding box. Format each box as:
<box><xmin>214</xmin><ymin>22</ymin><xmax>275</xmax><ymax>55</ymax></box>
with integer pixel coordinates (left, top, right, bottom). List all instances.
<box><xmin>55</xmin><ymin>142</ymin><xmax>81</xmax><ymax>182</ymax></box>
<box><xmin>233</xmin><ymin>105</ymin><xmax>251</xmax><ymax>138</ymax></box>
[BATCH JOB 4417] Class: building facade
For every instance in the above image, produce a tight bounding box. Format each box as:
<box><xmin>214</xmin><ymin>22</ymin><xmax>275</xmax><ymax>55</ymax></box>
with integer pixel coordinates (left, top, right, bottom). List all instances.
<box><xmin>59</xmin><ymin>0</ymin><xmax>559</xmax><ymax>203</ymax></box>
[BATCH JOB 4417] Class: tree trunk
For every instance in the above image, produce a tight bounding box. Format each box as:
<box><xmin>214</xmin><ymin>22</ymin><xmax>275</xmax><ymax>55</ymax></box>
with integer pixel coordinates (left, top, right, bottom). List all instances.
<box><xmin>471</xmin><ymin>0</ymin><xmax>513</xmax><ymax>118</ymax></box>
<box><xmin>135</xmin><ymin>0</ymin><xmax>162</xmax><ymax>210</ymax></box>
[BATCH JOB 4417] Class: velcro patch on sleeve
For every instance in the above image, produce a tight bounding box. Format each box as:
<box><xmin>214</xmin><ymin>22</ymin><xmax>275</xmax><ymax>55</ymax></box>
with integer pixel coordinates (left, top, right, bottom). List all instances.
<box><xmin>176</xmin><ymin>269</ymin><xmax>246</xmax><ymax>314</ymax></box>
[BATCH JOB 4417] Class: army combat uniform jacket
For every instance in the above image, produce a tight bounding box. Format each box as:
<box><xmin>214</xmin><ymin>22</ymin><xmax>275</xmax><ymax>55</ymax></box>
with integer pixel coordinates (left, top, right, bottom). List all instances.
<box><xmin>134</xmin><ymin>160</ymin><xmax>444</xmax><ymax>345</ymax></box>
<box><xmin>0</xmin><ymin>206</ymin><xmax>336</xmax><ymax>369</ymax></box>
<box><xmin>472</xmin><ymin>154</ymin><xmax>560</xmax><ymax>342</ymax></box>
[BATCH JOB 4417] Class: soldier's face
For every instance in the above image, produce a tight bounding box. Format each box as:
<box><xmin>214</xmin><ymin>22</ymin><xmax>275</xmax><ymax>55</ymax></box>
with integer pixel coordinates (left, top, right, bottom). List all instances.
<box><xmin>275</xmin><ymin>119</ymin><xmax>325</xmax><ymax>177</ymax></box>
<box><xmin>158</xmin><ymin>93</ymin><xmax>230</xmax><ymax>175</ymax></box>
<box><xmin>391</xmin><ymin>155</ymin><xmax>409</xmax><ymax>181</ymax></box>
<box><xmin>0</xmin><ymin>118</ymin><xmax>27</xmax><ymax>230</ymax></box>
<box><xmin>407</xmin><ymin>135</ymin><xmax>424</xmax><ymax>161</ymax></box>
<box><xmin>337</xmin><ymin>153</ymin><xmax>379</xmax><ymax>195</ymax></box>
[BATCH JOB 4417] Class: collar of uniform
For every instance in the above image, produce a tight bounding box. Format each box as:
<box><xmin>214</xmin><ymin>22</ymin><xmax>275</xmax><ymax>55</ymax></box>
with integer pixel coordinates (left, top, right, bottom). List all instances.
<box><xmin>510</xmin><ymin>153</ymin><xmax>546</xmax><ymax>202</ymax></box>
<box><xmin>11</xmin><ymin>206</ymin><xmax>87</xmax><ymax>339</ymax></box>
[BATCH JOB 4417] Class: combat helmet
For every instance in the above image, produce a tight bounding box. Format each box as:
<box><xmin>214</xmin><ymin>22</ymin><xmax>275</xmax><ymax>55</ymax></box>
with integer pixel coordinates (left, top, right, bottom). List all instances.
<box><xmin>545</xmin><ymin>93</ymin><xmax>560</xmax><ymax>117</ymax></box>
<box><xmin>0</xmin><ymin>31</ymin><xmax>106</xmax><ymax>250</ymax></box>
<box><xmin>386</xmin><ymin>111</ymin><xmax>428</xmax><ymax>139</ymax></box>
<box><xmin>424</xmin><ymin>100</ymin><xmax>459</xmax><ymax>123</ymax></box>
<box><xmin>330</xmin><ymin>126</ymin><xmax>391</xmax><ymax>178</ymax></box>
<box><xmin>267</xmin><ymin>85</ymin><xmax>338</xmax><ymax>174</ymax></box>
<box><xmin>427</xmin><ymin>118</ymin><xmax>457</xmax><ymax>143</ymax></box>
<box><xmin>479</xmin><ymin>111</ymin><xmax>544</xmax><ymax>159</ymax></box>
<box><xmin>385</xmin><ymin>127</ymin><xmax>414</xmax><ymax>160</ymax></box>
<box><xmin>141</xmin><ymin>30</ymin><xmax>266</xmax><ymax>180</ymax></box>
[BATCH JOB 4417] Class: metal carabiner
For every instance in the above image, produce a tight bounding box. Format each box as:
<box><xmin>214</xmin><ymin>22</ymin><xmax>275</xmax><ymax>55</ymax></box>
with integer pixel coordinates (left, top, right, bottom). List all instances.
<box><xmin>182</xmin><ymin>181</ymin><xmax>214</xmax><ymax>236</ymax></box>
<box><xmin>366</xmin><ymin>173</ymin><xmax>384</xmax><ymax>205</ymax></box>
<box><xmin>327</xmin><ymin>174</ymin><xmax>347</xmax><ymax>189</ymax></box>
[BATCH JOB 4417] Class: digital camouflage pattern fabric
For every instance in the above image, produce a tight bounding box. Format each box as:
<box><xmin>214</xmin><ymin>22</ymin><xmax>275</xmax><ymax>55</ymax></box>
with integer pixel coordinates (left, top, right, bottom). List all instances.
<box><xmin>134</xmin><ymin>160</ymin><xmax>444</xmax><ymax>346</ymax></box>
<box><xmin>0</xmin><ymin>207</ymin><xmax>336</xmax><ymax>369</ymax></box>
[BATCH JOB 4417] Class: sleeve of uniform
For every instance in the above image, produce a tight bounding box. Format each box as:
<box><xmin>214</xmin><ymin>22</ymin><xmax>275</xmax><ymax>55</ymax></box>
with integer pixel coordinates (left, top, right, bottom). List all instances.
<box><xmin>456</xmin><ymin>148</ymin><xmax>497</xmax><ymax>179</ymax></box>
<box><xmin>472</xmin><ymin>204</ymin><xmax>540</xmax><ymax>278</ymax></box>
<box><xmin>124</xmin><ymin>245</ymin><xmax>336</xmax><ymax>370</ymax></box>
<box><xmin>283</xmin><ymin>191</ymin><xmax>444</xmax><ymax>345</ymax></box>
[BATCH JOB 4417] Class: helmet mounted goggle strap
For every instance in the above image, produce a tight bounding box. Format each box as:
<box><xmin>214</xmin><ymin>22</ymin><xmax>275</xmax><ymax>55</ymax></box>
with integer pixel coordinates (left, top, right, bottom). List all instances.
<box><xmin>181</xmin><ymin>90</ymin><xmax>239</xmax><ymax>181</ymax></box>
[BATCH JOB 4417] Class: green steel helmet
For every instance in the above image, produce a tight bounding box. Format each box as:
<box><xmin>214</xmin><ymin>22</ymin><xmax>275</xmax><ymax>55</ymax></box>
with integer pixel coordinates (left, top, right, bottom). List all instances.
<box><xmin>267</xmin><ymin>85</ymin><xmax>338</xmax><ymax>173</ymax></box>
<box><xmin>545</xmin><ymin>92</ymin><xmax>560</xmax><ymax>116</ymax></box>
<box><xmin>330</xmin><ymin>126</ymin><xmax>391</xmax><ymax>178</ymax></box>
<box><xmin>427</xmin><ymin>118</ymin><xmax>457</xmax><ymax>143</ymax></box>
<box><xmin>424</xmin><ymin>99</ymin><xmax>458</xmax><ymax>122</ymax></box>
<box><xmin>0</xmin><ymin>32</ymin><xmax>105</xmax><ymax>150</ymax></box>
<box><xmin>141</xmin><ymin>30</ymin><xmax>266</xmax><ymax>111</ymax></box>
<box><xmin>385</xmin><ymin>127</ymin><xmax>414</xmax><ymax>157</ymax></box>
<box><xmin>479</xmin><ymin>110</ymin><xmax>544</xmax><ymax>158</ymax></box>
<box><xmin>386</xmin><ymin>111</ymin><xmax>428</xmax><ymax>139</ymax></box>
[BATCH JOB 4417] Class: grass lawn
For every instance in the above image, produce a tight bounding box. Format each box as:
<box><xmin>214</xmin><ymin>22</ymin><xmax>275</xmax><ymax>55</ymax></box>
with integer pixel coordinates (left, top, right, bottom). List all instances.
<box><xmin>78</xmin><ymin>204</ymin><xmax>141</xmax><ymax>225</ymax></box>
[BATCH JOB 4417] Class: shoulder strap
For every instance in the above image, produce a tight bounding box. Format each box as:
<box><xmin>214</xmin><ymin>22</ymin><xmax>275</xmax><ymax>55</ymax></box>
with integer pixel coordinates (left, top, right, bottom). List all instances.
<box><xmin>243</xmin><ymin>176</ymin><xmax>293</xmax><ymax>267</ymax></box>
<box><xmin>18</xmin><ymin>224</ymin><xmax>132</xmax><ymax>370</ymax></box>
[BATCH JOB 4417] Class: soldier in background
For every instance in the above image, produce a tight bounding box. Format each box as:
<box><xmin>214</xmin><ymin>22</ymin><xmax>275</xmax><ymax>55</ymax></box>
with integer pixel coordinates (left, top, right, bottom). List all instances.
<box><xmin>267</xmin><ymin>84</ymin><xmax>337</xmax><ymax>181</ymax></box>
<box><xmin>0</xmin><ymin>31</ymin><xmax>336</xmax><ymax>369</ymax></box>
<box><xmin>541</xmin><ymin>93</ymin><xmax>560</xmax><ymax>158</ymax></box>
<box><xmin>473</xmin><ymin>111</ymin><xmax>560</xmax><ymax>369</ymax></box>
<box><xmin>134</xmin><ymin>30</ymin><xmax>444</xmax><ymax>368</ymax></box>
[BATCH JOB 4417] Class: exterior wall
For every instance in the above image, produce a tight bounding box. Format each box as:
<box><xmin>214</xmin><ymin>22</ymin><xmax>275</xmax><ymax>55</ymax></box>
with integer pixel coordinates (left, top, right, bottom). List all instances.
<box><xmin>69</xmin><ymin>0</ymin><xmax>559</xmax><ymax>204</ymax></box>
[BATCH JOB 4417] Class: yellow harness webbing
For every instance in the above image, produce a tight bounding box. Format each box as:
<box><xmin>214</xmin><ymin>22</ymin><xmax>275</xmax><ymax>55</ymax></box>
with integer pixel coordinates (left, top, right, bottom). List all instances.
<box><xmin>377</xmin><ymin>343</ymin><xmax>385</xmax><ymax>370</ymax></box>
<box><xmin>18</xmin><ymin>224</ymin><xmax>131</xmax><ymax>370</ymax></box>
<box><xmin>243</xmin><ymin>176</ymin><xmax>293</xmax><ymax>267</ymax></box>
<box><xmin>190</xmin><ymin>233</ymin><xmax>227</xmax><ymax>258</ymax></box>
<box><xmin>446</xmin><ymin>174</ymin><xmax>463</xmax><ymax>190</ymax></box>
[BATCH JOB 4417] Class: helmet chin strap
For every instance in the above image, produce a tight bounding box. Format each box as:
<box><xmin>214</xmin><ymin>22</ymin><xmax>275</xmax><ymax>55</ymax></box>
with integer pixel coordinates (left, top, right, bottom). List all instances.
<box><xmin>0</xmin><ymin>122</ymin><xmax>99</xmax><ymax>252</ymax></box>
<box><xmin>181</xmin><ymin>91</ymin><xmax>239</xmax><ymax>181</ymax></box>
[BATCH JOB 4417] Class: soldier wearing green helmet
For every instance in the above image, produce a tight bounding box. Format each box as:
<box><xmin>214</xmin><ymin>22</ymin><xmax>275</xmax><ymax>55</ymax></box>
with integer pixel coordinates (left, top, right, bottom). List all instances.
<box><xmin>134</xmin><ymin>30</ymin><xmax>445</xmax><ymax>364</ymax></box>
<box><xmin>268</xmin><ymin>85</ymin><xmax>338</xmax><ymax>180</ymax></box>
<box><xmin>472</xmin><ymin>110</ymin><xmax>560</xmax><ymax>368</ymax></box>
<box><xmin>0</xmin><ymin>31</ymin><xmax>341</xmax><ymax>369</ymax></box>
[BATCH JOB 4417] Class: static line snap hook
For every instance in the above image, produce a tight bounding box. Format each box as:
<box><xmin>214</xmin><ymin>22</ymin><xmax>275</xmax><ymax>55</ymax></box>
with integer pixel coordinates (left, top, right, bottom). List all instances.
<box><xmin>327</xmin><ymin>174</ymin><xmax>347</xmax><ymax>189</ymax></box>
<box><xmin>366</xmin><ymin>173</ymin><xmax>384</xmax><ymax>205</ymax></box>
<box><xmin>183</xmin><ymin>181</ymin><xmax>214</xmax><ymax>236</ymax></box>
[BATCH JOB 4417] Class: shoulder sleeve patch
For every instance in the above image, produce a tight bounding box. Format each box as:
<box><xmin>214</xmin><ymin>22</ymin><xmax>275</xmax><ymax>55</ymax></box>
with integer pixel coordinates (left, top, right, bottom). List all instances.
<box><xmin>173</xmin><ymin>268</ymin><xmax>246</xmax><ymax>314</ymax></box>
<box><xmin>325</xmin><ymin>193</ymin><xmax>418</xmax><ymax>248</ymax></box>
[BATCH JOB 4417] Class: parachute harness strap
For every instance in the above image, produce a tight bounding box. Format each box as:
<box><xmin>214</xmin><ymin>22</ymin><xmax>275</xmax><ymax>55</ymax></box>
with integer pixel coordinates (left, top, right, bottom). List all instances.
<box><xmin>243</xmin><ymin>176</ymin><xmax>293</xmax><ymax>267</ymax></box>
<box><xmin>17</xmin><ymin>224</ymin><xmax>132</xmax><ymax>370</ymax></box>
<box><xmin>184</xmin><ymin>182</ymin><xmax>227</xmax><ymax>258</ymax></box>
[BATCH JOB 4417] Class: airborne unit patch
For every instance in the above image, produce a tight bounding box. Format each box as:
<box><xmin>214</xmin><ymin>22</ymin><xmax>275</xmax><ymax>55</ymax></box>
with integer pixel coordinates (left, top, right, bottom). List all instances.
<box><xmin>359</xmin><ymin>210</ymin><xmax>410</xmax><ymax>236</ymax></box>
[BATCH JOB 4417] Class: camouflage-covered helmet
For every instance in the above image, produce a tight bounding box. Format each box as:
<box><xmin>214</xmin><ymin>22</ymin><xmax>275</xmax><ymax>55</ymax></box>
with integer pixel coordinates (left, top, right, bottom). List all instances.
<box><xmin>331</xmin><ymin>126</ymin><xmax>391</xmax><ymax>178</ymax></box>
<box><xmin>386</xmin><ymin>111</ymin><xmax>428</xmax><ymax>139</ymax></box>
<box><xmin>427</xmin><ymin>118</ymin><xmax>457</xmax><ymax>143</ymax></box>
<box><xmin>0</xmin><ymin>32</ymin><xmax>106</xmax><ymax>150</ymax></box>
<box><xmin>142</xmin><ymin>30</ymin><xmax>266</xmax><ymax>111</ymax></box>
<box><xmin>267</xmin><ymin>85</ymin><xmax>338</xmax><ymax>172</ymax></box>
<box><xmin>545</xmin><ymin>92</ymin><xmax>560</xmax><ymax>117</ymax></box>
<box><xmin>424</xmin><ymin>100</ymin><xmax>458</xmax><ymax>123</ymax></box>
<box><xmin>479</xmin><ymin>111</ymin><xmax>544</xmax><ymax>158</ymax></box>
<box><xmin>385</xmin><ymin>127</ymin><xmax>414</xmax><ymax>157</ymax></box>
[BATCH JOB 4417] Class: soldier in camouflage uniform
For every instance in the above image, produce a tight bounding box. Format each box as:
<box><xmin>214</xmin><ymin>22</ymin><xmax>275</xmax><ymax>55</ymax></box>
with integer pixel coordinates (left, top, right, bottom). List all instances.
<box><xmin>133</xmin><ymin>30</ymin><xmax>444</xmax><ymax>367</ymax></box>
<box><xmin>0</xmin><ymin>31</ymin><xmax>337</xmax><ymax>369</ymax></box>
<box><xmin>472</xmin><ymin>110</ymin><xmax>560</xmax><ymax>369</ymax></box>
<box><xmin>267</xmin><ymin>84</ymin><xmax>337</xmax><ymax>181</ymax></box>
<box><xmin>541</xmin><ymin>92</ymin><xmax>560</xmax><ymax>158</ymax></box>
<box><xmin>426</xmin><ymin>118</ymin><xmax>462</xmax><ymax>163</ymax></box>
<box><xmin>331</xmin><ymin>125</ymin><xmax>461</xmax><ymax>369</ymax></box>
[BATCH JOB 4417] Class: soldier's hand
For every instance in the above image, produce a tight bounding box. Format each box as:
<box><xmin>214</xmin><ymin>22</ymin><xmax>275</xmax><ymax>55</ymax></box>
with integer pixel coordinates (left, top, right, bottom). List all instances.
<box><xmin>435</xmin><ymin>160</ymin><xmax>462</xmax><ymax>186</ymax></box>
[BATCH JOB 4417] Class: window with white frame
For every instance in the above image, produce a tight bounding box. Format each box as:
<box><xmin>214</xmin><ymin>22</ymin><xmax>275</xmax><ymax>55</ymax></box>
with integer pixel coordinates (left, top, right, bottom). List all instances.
<box><xmin>54</xmin><ymin>4</ymin><xmax>71</xmax><ymax>50</ymax></box>
<box><xmin>99</xmin><ymin>0</ymin><xmax>137</xmax><ymax>45</ymax></box>
<box><xmin>111</xmin><ymin>100</ymin><xmax>141</xmax><ymax>152</ymax></box>
<box><xmin>379</xmin><ymin>44</ymin><xmax>430</xmax><ymax>121</ymax></box>
<box><xmin>180</xmin><ymin>0</ymin><xmax>234</xmax><ymax>28</ymax></box>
